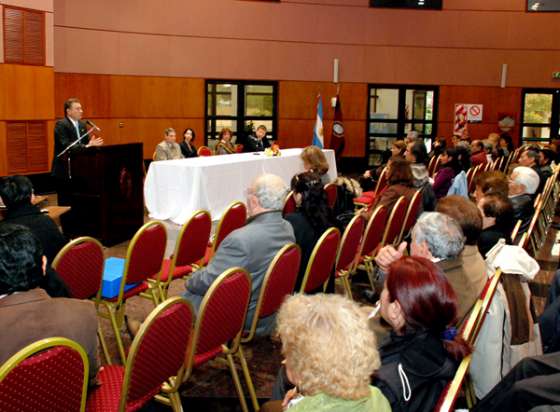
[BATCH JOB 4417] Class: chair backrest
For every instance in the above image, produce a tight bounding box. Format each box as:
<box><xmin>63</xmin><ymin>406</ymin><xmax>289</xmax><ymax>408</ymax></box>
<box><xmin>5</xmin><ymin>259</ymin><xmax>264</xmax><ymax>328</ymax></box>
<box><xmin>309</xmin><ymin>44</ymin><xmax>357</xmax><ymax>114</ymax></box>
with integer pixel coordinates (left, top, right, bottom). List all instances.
<box><xmin>212</xmin><ymin>201</ymin><xmax>247</xmax><ymax>254</ymax></box>
<box><xmin>398</xmin><ymin>189</ymin><xmax>422</xmax><ymax>243</ymax></box>
<box><xmin>433</xmin><ymin>354</ymin><xmax>473</xmax><ymax>412</ymax></box>
<box><xmin>52</xmin><ymin>236</ymin><xmax>104</xmax><ymax>300</ymax></box>
<box><xmin>359</xmin><ymin>206</ymin><xmax>388</xmax><ymax>258</ymax></box>
<box><xmin>124</xmin><ymin>221</ymin><xmax>167</xmax><ymax>285</ymax></box>
<box><xmin>235</xmin><ymin>144</ymin><xmax>244</xmax><ymax>153</ymax></box>
<box><xmin>245</xmin><ymin>244</ymin><xmax>301</xmax><ymax>342</ymax></box>
<box><xmin>324</xmin><ymin>183</ymin><xmax>337</xmax><ymax>209</ymax></box>
<box><xmin>429</xmin><ymin>154</ymin><xmax>442</xmax><ymax>177</ymax></box>
<box><xmin>173</xmin><ymin>210</ymin><xmax>212</xmax><ymax>268</ymax></box>
<box><xmin>470</xmin><ymin>269</ymin><xmax>503</xmax><ymax>345</ymax></box>
<box><xmin>381</xmin><ymin>196</ymin><xmax>408</xmax><ymax>246</ymax></box>
<box><xmin>197</xmin><ymin>146</ymin><xmax>213</xmax><ymax>156</ymax></box>
<box><xmin>282</xmin><ymin>191</ymin><xmax>297</xmax><ymax>216</ymax></box>
<box><xmin>299</xmin><ymin>227</ymin><xmax>341</xmax><ymax>293</ymax></box>
<box><xmin>0</xmin><ymin>338</ymin><xmax>88</xmax><ymax>412</ymax></box>
<box><xmin>374</xmin><ymin>166</ymin><xmax>389</xmax><ymax>196</ymax></box>
<box><xmin>336</xmin><ymin>214</ymin><xmax>365</xmax><ymax>273</ymax></box>
<box><xmin>187</xmin><ymin>268</ymin><xmax>252</xmax><ymax>371</ymax></box>
<box><xmin>510</xmin><ymin>219</ymin><xmax>522</xmax><ymax>243</ymax></box>
<box><xmin>121</xmin><ymin>297</ymin><xmax>194</xmax><ymax>411</ymax></box>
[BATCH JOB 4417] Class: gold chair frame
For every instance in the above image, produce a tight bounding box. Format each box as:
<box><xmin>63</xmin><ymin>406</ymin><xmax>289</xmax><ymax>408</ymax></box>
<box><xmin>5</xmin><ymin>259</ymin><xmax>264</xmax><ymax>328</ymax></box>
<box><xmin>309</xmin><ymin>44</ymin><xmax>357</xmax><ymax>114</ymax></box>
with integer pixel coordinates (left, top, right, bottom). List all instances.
<box><xmin>380</xmin><ymin>195</ymin><xmax>406</xmax><ymax>246</ymax></box>
<box><xmin>335</xmin><ymin>213</ymin><xmax>364</xmax><ymax>300</ymax></box>
<box><xmin>298</xmin><ymin>227</ymin><xmax>341</xmax><ymax>294</ymax></box>
<box><xmin>209</xmin><ymin>200</ymin><xmax>247</xmax><ymax>258</ymax></box>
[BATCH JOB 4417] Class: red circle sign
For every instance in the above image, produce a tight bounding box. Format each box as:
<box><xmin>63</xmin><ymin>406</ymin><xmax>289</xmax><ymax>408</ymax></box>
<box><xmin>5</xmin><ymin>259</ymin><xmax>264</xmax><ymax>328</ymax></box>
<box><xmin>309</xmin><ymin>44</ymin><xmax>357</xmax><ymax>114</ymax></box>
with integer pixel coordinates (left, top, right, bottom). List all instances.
<box><xmin>469</xmin><ymin>105</ymin><xmax>481</xmax><ymax>116</ymax></box>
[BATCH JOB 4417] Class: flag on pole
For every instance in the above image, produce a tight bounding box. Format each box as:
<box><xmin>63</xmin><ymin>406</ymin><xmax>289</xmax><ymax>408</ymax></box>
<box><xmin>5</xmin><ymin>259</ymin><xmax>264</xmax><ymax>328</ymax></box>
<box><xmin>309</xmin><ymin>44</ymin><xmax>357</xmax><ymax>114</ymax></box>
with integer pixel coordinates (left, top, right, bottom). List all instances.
<box><xmin>312</xmin><ymin>95</ymin><xmax>324</xmax><ymax>148</ymax></box>
<box><xmin>329</xmin><ymin>93</ymin><xmax>345</xmax><ymax>159</ymax></box>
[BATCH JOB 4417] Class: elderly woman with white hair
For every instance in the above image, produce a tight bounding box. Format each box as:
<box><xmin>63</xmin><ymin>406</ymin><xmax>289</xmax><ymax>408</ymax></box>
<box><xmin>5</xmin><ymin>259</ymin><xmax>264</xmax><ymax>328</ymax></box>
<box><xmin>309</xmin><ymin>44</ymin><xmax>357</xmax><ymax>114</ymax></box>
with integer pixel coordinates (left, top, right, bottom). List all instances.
<box><xmin>262</xmin><ymin>294</ymin><xmax>391</xmax><ymax>412</ymax></box>
<box><xmin>508</xmin><ymin>166</ymin><xmax>540</xmax><ymax>234</ymax></box>
<box><xmin>376</xmin><ymin>212</ymin><xmax>482</xmax><ymax>321</ymax></box>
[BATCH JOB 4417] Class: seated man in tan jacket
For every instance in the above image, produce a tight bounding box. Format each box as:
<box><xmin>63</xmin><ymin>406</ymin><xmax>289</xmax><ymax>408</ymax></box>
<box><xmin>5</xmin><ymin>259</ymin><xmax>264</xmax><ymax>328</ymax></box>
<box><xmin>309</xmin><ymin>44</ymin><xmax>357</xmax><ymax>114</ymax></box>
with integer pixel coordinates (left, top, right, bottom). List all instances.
<box><xmin>0</xmin><ymin>224</ymin><xmax>99</xmax><ymax>382</ymax></box>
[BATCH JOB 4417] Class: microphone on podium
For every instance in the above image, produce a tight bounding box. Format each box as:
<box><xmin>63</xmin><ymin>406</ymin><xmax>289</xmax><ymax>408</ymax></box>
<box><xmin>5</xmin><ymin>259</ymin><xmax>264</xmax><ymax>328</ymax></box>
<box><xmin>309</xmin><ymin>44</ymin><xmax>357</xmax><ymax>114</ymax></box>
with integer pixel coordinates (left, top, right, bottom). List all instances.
<box><xmin>86</xmin><ymin>119</ymin><xmax>101</xmax><ymax>131</ymax></box>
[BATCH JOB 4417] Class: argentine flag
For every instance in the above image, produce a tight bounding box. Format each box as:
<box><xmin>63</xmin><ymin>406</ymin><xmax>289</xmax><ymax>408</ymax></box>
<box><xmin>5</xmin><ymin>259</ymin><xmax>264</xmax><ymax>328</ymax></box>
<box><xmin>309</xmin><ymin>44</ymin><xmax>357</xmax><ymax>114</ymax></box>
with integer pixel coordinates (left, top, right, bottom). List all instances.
<box><xmin>313</xmin><ymin>95</ymin><xmax>324</xmax><ymax>148</ymax></box>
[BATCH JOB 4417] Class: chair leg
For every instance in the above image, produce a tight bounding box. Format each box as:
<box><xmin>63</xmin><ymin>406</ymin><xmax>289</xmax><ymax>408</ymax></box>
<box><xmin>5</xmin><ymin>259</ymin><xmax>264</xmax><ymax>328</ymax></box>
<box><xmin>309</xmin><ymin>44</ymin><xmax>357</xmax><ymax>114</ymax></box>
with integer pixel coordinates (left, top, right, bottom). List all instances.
<box><xmin>237</xmin><ymin>346</ymin><xmax>260</xmax><ymax>411</ymax></box>
<box><xmin>226</xmin><ymin>353</ymin><xmax>249</xmax><ymax>412</ymax></box>
<box><xmin>97</xmin><ymin>327</ymin><xmax>112</xmax><ymax>365</ymax></box>
<box><xmin>108</xmin><ymin>305</ymin><xmax>127</xmax><ymax>364</ymax></box>
<box><xmin>170</xmin><ymin>392</ymin><xmax>183</xmax><ymax>412</ymax></box>
<box><xmin>342</xmin><ymin>276</ymin><xmax>353</xmax><ymax>300</ymax></box>
<box><xmin>365</xmin><ymin>260</ymin><xmax>375</xmax><ymax>291</ymax></box>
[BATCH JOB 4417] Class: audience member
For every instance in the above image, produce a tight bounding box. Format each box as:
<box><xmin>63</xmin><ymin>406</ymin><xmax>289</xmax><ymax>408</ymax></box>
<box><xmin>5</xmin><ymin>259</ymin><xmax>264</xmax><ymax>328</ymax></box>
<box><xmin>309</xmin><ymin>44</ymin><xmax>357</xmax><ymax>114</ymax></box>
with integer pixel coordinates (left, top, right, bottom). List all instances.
<box><xmin>368</xmin><ymin>157</ymin><xmax>417</xmax><ymax>213</ymax></box>
<box><xmin>244</xmin><ymin>124</ymin><xmax>270</xmax><ymax>152</ymax></box>
<box><xmin>263</xmin><ymin>294</ymin><xmax>391</xmax><ymax>412</ymax></box>
<box><xmin>433</xmin><ymin>147</ymin><xmax>461</xmax><ymax>198</ymax></box>
<box><xmin>376</xmin><ymin>212</ymin><xmax>478</xmax><ymax>321</ymax></box>
<box><xmin>519</xmin><ymin>146</ymin><xmax>540</xmax><ymax>170</ymax></box>
<box><xmin>359</xmin><ymin>141</ymin><xmax>405</xmax><ymax>192</ymax></box>
<box><xmin>430</xmin><ymin>136</ymin><xmax>447</xmax><ymax>159</ymax></box>
<box><xmin>473</xmin><ymin>170</ymin><xmax>509</xmax><ymax>203</ymax></box>
<box><xmin>284</xmin><ymin>172</ymin><xmax>334</xmax><ymax>291</ymax></box>
<box><xmin>472</xmin><ymin>352</ymin><xmax>560</xmax><ymax>412</ymax></box>
<box><xmin>182</xmin><ymin>174</ymin><xmax>294</xmax><ymax>336</ymax></box>
<box><xmin>499</xmin><ymin>134</ymin><xmax>514</xmax><ymax>157</ymax></box>
<box><xmin>405</xmin><ymin>140</ymin><xmax>436</xmax><ymax>211</ymax></box>
<box><xmin>0</xmin><ymin>224</ymin><xmax>99</xmax><ymax>382</ymax></box>
<box><xmin>404</xmin><ymin>130</ymin><xmax>419</xmax><ymax>144</ymax></box>
<box><xmin>154</xmin><ymin>127</ymin><xmax>183</xmax><ymax>160</ymax></box>
<box><xmin>215</xmin><ymin>127</ymin><xmax>236</xmax><ymax>155</ymax></box>
<box><xmin>300</xmin><ymin>145</ymin><xmax>330</xmax><ymax>185</ymax></box>
<box><xmin>372</xmin><ymin>256</ymin><xmax>471</xmax><ymax>412</ymax></box>
<box><xmin>436</xmin><ymin>195</ymin><xmax>487</xmax><ymax>317</ymax></box>
<box><xmin>538</xmin><ymin>148</ymin><xmax>555</xmax><ymax>192</ymax></box>
<box><xmin>477</xmin><ymin>193</ymin><xmax>514</xmax><ymax>256</ymax></box>
<box><xmin>0</xmin><ymin>176</ymin><xmax>69</xmax><ymax>297</ymax></box>
<box><xmin>179</xmin><ymin>128</ymin><xmax>197</xmax><ymax>158</ymax></box>
<box><xmin>509</xmin><ymin>166</ymin><xmax>540</xmax><ymax>233</ymax></box>
<box><xmin>470</xmin><ymin>140</ymin><xmax>488</xmax><ymax>167</ymax></box>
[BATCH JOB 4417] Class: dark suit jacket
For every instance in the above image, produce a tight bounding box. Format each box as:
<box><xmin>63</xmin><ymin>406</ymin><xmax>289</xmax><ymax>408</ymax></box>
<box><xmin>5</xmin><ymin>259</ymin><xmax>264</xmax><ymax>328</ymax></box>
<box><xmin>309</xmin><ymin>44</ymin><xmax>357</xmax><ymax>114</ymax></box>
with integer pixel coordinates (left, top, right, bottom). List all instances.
<box><xmin>179</xmin><ymin>141</ymin><xmax>197</xmax><ymax>158</ymax></box>
<box><xmin>52</xmin><ymin>117</ymin><xmax>90</xmax><ymax>179</ymax></box>
<box><xmin>243</xmin><ymin>135</ymin><xmax>270</xmax><ymax>152</ymax></box>
<box><xmin>0</xmin><ymin>288</ymin><xmax>99</xmax><ymax>382</ymax></box>
<box><xmin>510</xmin><ymin>194</ymin><xmax>534</xmax><ymax>234</ymax></box>
<box><xmin>183</xmin><ymin>211</ymin><xmax>295</xmax><ymax>336</ymax></box>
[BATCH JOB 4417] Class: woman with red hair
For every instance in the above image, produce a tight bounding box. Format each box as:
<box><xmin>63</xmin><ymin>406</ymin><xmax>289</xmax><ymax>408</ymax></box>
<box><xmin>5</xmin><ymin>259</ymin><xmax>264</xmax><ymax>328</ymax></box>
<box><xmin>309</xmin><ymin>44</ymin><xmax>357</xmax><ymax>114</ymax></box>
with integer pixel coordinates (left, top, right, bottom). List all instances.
<box><xmin>373</xmin><ymin>256</ymin><xmax>471</xmax><ymax>412</ymax></box>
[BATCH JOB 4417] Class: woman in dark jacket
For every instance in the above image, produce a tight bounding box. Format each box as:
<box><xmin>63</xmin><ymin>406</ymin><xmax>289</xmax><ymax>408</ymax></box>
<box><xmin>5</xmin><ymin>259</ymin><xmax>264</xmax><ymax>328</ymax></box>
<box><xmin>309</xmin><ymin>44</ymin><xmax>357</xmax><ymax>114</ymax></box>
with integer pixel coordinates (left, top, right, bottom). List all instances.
<box><xmin>432</xmin><ymin>147</ymin><xmax>462</xmax><ymax>199</ymax></box>
<box><xmin>179</xmin><ymin>128</ymin><xmax>197</xmax><ymax>158</ymax></box>
<box><xmin>370</xmin><ymin>157</ymin><xmax>417</xmax><ymax>213</ymax></box>
<box><xmin>373</xmin><ymin>256</ymin><xmax>471</xmax><ymax>412</ymax></box>
<box><xmin>477</xmin><ymin>193</ymin><xmax>514</xmax><ymax>257</ymax></box>
<box><xmin>284</xmin><ymin>172</ymin><xmax>334</xmax><ymax>291</ymax></box>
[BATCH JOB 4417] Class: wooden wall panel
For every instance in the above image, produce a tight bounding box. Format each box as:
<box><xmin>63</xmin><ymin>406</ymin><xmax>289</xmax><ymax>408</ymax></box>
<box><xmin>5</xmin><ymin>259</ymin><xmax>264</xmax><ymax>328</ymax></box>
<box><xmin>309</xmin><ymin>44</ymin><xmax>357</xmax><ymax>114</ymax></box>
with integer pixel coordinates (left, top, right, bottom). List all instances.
<box><xmin>0</xmin><ymin>64</ymin><xmax>54</xmax><ymax>120</ymax></box>
<box><xmin>0</xmin><ymin>122</ymin><xmax>6</xmax><ymax>176</ymax></box>
<box><xmin>54</xmin><ymin>73</ymin><xmax>112</xmax><ymax>118</ymax></box>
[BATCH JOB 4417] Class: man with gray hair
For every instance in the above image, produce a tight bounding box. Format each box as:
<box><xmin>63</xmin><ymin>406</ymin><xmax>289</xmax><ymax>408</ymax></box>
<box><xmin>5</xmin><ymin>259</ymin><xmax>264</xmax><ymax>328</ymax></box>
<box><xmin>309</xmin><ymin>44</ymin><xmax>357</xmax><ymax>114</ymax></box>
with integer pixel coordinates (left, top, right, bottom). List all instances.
<box><xmin>509</xmin><ymin>166</ymin><xmax>540</xmax><ymax>235</ymax></box>
<box><xmin>183</xmin><ymin>174</ymin><xmax>295</xmax><ymax>335</ymax></box>
<box><xmin>376</xmin><ymin>212</ymin><xmax>481</xmax><ymax>321</ymax></box>
<box><xmin>154</xmin><ymin>127</ymin><xmax>183</xmax><ymax>161</ymax></box>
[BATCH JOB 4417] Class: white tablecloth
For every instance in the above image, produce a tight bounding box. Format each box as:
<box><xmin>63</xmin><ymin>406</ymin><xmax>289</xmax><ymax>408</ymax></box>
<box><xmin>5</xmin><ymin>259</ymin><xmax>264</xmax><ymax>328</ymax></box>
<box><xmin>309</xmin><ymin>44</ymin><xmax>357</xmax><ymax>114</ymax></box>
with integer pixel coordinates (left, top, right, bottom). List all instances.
<box><xmin>144</xmin><ymin>148</ymin><xmax>338</xmax><ymax>224</ymax></box>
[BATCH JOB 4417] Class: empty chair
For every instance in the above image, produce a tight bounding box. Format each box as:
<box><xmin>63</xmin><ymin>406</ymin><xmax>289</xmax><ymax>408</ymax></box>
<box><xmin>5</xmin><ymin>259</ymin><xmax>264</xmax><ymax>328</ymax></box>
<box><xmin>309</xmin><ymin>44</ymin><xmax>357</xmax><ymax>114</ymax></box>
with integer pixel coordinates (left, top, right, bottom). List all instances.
<box><xmin>354</xmin><ymin>166</ymin><xmax>388</xmax><ymax>209</ymax></box>
<box><xmin>381</xmin><ymin>196</ymin><xmax>408</xmax><ymax>246</ymax></box>
<box><xmin>335</xmin><ymin>214</ymin><xmax>365</xmax><ymax>299</ymax></box>
<box><xmin>197</xmin><ymin>146</ymin><xmax>213</xmax><ymax>156</ymax></box>
<box><xmin>0</xmin><ymin>337</ymin><xmax>89</xmax><ymax>412</ymax></box>
<box><xmin>324</xmin><ymin>183</ymin><xmax>337</xmax><ymax>209</ymax></box>
<box><xmin>158</xmin><ymin>210</ymin><xmax>212</xmax><ymax>299</ymax></box>
<box><xmin>356</xmin><ymin>205</ymin><xmax>388</xmax><ymax>289</ymax></box>
<box><xmin>238</xmin><ymin>244</ymin><xmax>301</xmax><ymax>410</ymax></box>
<box><xmin>86</xmin><ymin>297</ymin><xmax>194</xmax><ymax>412</ymax></box>
<box><xmin>397</xmin><ymin>189</ymin><xmax>422</xmax><ymax>244</ymax></box>
<box><xmin>299</xmin><ymin>227</ymin><xmax>341</xmax><ymax>294</ymax></box>
<box><xmin>98</xmin><ymin>220</ymin><xmax>167</xmax><ymax>364</ymax></box>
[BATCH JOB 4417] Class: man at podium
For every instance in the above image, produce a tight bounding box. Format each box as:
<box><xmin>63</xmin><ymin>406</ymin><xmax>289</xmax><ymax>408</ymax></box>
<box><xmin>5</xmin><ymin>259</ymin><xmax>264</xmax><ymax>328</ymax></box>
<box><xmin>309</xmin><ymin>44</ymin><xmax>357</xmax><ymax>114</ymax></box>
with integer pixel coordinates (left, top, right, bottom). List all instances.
<box><xmin>52</xmin><ymin>98</ymin><xmax>103</xmax><ymax>206</ymax></box>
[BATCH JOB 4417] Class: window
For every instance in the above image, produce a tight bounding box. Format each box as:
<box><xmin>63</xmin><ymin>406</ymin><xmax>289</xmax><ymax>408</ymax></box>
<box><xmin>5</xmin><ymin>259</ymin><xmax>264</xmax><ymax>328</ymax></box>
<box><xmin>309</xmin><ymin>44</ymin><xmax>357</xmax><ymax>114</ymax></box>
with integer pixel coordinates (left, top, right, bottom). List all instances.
<box><xmin>521</xmin><ymin>89</ymin><xmax>560</xmax><ymax>143</ymax></box>
<box><xmin>367</xmin><ymin>85</ymin><xmax>438</xmax><ymax>166</ymax></box>
<box><xmin>206</xmin><ymin>80</ymin><xmax>277</xmax><ymax>144</ymax></box>
<box><xmin>6</xmin><ymin>121</ymin><xmax>48</xmax><ymax>174</ymax></box>
<box><xmin>370</xmin><ymin>0</ymin><xmax>442</xmax><ymax>10</ymax></box>
<box><xmin>528</xmin><ymin>0</ymin><xmax>560</xmax><ymax>12</ymax></box>
<box><xmin>3</xmin><ymin>6</ymin><xmax>45</xmax><ymax>65</ymax></box>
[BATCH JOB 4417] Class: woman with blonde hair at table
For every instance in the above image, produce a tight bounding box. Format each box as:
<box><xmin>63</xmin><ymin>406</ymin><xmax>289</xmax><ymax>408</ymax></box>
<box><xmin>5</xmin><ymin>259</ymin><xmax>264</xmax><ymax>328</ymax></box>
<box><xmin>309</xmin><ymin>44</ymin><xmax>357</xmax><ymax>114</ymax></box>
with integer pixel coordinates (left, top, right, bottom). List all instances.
<box><xmin>215</xmin><ymin>127</ymin><xmax>236</xmax><ymax>155</ymax></box>
<box><xmin>300</xmin><ymin>146</ymin><xmax>330</xmax><ymax>185</ymax></box>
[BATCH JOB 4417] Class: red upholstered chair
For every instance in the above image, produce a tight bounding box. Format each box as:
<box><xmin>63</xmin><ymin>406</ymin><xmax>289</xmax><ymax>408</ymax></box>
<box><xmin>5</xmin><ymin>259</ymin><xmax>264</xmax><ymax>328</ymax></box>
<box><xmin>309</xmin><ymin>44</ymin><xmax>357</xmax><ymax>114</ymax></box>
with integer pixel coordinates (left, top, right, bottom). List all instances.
<box><xmin>335</xmin><ymin>214</ymin><xmax>365</xmax><ymax>299</ymax></box>
<box><xmin>207</xmin><ymin>201</ymin><xmax>247</xmax><ymax>262</ymax></box>
<box><xmin>324</xmin><ymin>183</ymin><xmax>337</xmax><ymax>209</ymax></box>
<box><xmin>428</xmin><ymin>154</ymin><xmax>442</xmax><ymax>177</ymax></box>
<box><xmin>238</xmin><ymin>244</ymin><xmax>301</xmax><ymax>410</ymax></box>
<box><xmin>197</xmin><ymin>146</ymin><xmax>213</xmax><ymax>156</ymax></box>
<box><xmin>356</xmin><ymin>205</ymin><xmax>388</xmax><ymax>290</ymax></box>
<box><xmin>53</xmin><ymin>236</ymin><xmax>104</xmax><ymax>300</ymax></box>
<box><xmin>397</xmin><ymin>189</ymin><xmax>422</xmax><ymax>244</ymax></box>
<box><xmin>158</xmin><ymin>210</ymin><xmax>212</xmax><ymax>300</ymax></box>
<box><xmin>180</xmin><ymin>268</ymin><xmax>252</xmax><ymax>412</ymax></box>
<box><xmin>99</xmin><ymin>220</ymin><xmax>167</xmax><ymax>364</ymax></box>
<box><xmin>235</xmin><ymin>144</ymin><xmax>244</xmax><ymax>153</ymax></box>
<box><xmin>299</xmin><ymin>227</ymin><xmax>341</xmax><ymax>294</ymax></box>
<box><xmin>0</xmin><ymin>338</ymin><xmax>89</xmax><ymax>412</ymax></box>
<box><xmin>86</xmin><ymin>297</ymin><xmax>194</xmax><ymax>412</ymax></box>
<box><xmin>282</xmin><ymin>191</ymin><xmax>297</xmax><ymax>217</ymax></box>
<box><xmin>381</xmin><ymin>196</ymin><xmax>409</xmax><ymax>246</ymax></box>
<box><xmin>353</xmin><ymin>166</ymin><xmax>388</xmax><ymax>209</ymax></box>
<box><xmin>52</xmin><ymin>237</ymin><xmax>110</xmax><ymax>363</ymax></box>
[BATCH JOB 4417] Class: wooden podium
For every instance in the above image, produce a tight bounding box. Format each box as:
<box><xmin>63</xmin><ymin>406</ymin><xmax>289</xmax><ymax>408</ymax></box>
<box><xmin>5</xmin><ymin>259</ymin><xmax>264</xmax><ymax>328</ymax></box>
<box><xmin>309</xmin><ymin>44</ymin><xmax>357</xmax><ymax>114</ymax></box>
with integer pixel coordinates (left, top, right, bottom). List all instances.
<box><xmin>63</xmin><ymin>143</ymin><xmax>144</xmax><ymax>246</ymax></box>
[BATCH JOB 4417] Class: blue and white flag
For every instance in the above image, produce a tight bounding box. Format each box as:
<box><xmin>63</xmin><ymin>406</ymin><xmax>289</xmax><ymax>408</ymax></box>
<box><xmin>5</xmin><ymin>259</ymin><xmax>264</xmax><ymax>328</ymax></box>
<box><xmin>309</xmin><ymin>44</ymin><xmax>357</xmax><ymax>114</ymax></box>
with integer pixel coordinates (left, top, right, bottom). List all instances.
<box><xmin>312</xmin><ymin>95</ymin><xmax>324</xmax><ymax>148</ymax></box>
